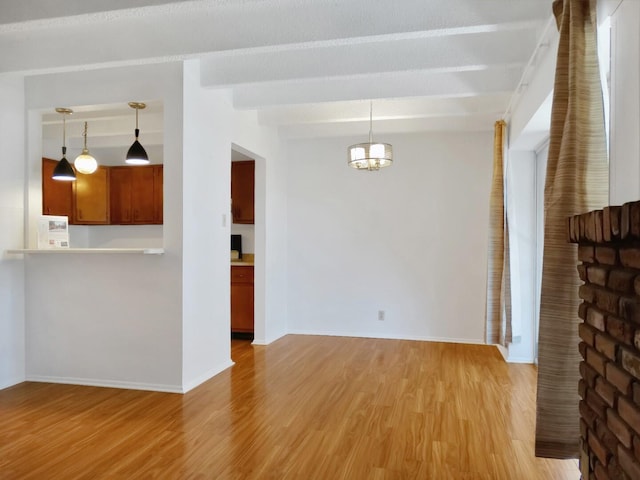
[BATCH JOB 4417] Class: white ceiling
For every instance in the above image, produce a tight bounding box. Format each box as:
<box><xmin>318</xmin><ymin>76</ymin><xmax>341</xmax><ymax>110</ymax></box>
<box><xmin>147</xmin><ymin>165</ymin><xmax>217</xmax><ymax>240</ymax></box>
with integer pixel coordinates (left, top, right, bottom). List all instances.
<box><xmin>3</xmin><ymin>0</ymin><xmax>553</xmax><ymax>143</ymax></box>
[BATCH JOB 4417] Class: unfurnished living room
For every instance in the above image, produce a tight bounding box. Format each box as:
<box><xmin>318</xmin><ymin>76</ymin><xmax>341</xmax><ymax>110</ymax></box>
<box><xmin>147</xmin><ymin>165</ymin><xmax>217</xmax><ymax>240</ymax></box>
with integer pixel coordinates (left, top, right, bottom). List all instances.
<box><xmin>2</xmin><ymin>0</ymin><xmax>639</xmax><ymax>479</ymax></box>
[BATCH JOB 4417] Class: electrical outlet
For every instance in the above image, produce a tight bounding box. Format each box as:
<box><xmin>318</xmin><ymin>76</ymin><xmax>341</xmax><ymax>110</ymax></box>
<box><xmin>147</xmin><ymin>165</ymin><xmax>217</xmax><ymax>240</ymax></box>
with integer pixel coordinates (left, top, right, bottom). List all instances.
<box><xmin>378</xmin><ymin>310</ymin><xmax>385</xmax><ymax>321</ymax></box>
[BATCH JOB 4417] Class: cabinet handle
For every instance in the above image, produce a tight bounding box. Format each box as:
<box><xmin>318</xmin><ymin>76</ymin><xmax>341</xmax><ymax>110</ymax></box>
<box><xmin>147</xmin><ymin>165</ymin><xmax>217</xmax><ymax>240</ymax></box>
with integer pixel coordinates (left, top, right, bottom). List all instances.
<box><xmin>78</xmin><ymin>209</ymin><xmax>83</xmax><ymax>219</ymax></box>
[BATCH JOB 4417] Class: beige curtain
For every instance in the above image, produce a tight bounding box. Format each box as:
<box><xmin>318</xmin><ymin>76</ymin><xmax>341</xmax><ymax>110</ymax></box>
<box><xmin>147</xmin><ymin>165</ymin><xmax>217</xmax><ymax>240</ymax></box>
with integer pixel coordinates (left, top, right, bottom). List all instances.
<box><xmin>535</xmin><ymin>0</ymin><xmax>608</xmax><ymax>459</ymax></box>
<box><xmin>485</xmin><ymin>120</ymin><xmax>512</xmax><ymax>346</ymax></box>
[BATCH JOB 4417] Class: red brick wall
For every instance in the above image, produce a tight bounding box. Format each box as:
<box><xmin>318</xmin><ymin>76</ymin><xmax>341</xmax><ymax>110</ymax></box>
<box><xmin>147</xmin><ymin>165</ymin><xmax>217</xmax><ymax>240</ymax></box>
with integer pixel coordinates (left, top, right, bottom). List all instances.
<box><xmin>569</xmin><ymin>203</ymin><xmax>640</xmax><ymax>480</ymax></box>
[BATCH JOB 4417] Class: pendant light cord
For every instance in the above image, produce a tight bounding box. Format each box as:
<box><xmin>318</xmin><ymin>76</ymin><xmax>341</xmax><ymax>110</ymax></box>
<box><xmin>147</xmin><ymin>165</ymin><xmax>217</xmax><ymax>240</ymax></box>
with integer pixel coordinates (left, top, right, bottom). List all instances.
<box><xmin>82</xmin><ymin>122</ymin><xmax>88</xmax><ymax>149</ymax></box>
<box><xmin>62</xmin><ymin>113</ymin><xmax>67</xmax><ymax>155</ymax></box>
<box><xmin>135</xmin><ymin>107</ymin><xmax>139</xmax><ymax>140</ymax></box>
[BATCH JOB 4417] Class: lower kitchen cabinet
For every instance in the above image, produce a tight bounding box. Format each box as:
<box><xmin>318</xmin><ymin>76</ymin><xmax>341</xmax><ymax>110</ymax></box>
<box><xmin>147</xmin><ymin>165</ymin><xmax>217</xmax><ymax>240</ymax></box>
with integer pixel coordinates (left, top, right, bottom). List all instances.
<box><xmin>231</xmin><ymin>265</ymin><xmax>254</xmax><ymax>334</ymax></box>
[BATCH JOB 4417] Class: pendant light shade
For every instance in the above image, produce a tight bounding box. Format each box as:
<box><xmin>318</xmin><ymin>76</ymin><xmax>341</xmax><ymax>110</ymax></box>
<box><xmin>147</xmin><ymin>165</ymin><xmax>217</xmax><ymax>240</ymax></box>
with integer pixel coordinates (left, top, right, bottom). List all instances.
<box><xmin>74</xmin><ymin>121</ymin><xmax>98</xmax><ymax>174</ymax></box>
<box><xmin>347</xmin><ymin>101</ymin><xmax>393</xmax><ymax>171</ymax></box>
<box><xmin>52</xmin><ymin>108</ymin><xmax>76</xmax><ymax>181</ymax></box>
<box><xmin>126</xmin><ymin>102</ymin><xmax>149</xmax><ymax>165</ymax></box>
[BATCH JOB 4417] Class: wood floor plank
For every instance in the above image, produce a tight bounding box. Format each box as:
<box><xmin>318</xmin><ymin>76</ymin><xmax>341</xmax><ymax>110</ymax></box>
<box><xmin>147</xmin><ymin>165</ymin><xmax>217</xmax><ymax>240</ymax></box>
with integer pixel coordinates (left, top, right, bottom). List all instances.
<box><xmin>0</xmin><ymin>335</ymin><xmax>579</xmax><ymax>479</ymax></box>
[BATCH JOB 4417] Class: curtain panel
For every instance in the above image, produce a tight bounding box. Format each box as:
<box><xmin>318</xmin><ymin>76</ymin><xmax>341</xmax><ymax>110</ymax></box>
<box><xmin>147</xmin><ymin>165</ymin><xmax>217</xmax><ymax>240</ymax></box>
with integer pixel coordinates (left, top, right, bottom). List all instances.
<box><xmin>535</xmin><ymin>0</ymin><xmax>609</xmax><ymax>459</ymax></box>
<box><xmin>485</xmin><ymin>120</ymin><xmax>512</xmax><ymax>346</ymax></box>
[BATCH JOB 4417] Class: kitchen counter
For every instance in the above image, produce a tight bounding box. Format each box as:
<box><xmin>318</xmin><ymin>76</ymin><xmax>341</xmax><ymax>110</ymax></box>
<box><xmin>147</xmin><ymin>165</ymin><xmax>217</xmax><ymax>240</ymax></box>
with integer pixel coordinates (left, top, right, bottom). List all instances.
<box><xmin>231</xmin><ymin>253</ymin><xmax>254</xmax><ymax>266</ymax></box>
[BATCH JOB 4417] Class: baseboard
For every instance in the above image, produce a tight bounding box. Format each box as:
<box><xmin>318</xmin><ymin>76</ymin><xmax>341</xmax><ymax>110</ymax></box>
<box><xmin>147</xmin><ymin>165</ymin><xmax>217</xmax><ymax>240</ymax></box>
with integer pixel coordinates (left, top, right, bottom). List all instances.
<box><xmin>287</xmin><ymin>329</ymin><xmax>485</xmax><ymax>345</ymax></box>
<box><xmin>0</xmin><ymin>375</ymin><xmax>26</xmax><ymax>391</ymax></box>
<box><xmin>181</xmin><ymin>359</ymin><xmax>235</xmax><ymax>393</ymax></box>
<box><xmin>496</xmin><ymin>344</ymin><xmax>509</xmax><ymax>361</ymax></box>
<box><xmin>492</xmin><ymin>344</ymin><xmax>534</xmax><ymax>364</ymax></box>
<box><xmin>252</xmin><ymin>331</ymin><xmax>287</xmax><ymax>346</ymax></box>
<box><xmin>26</xmin><ymin>375</ymin><xmax>184</xmax><ymax>394</ymax></box>
<box><xmin>26</xmin><ymin>359</ymin><xmax>237</xmax><ymax>394</ymax></box>
<box><xmin>505</xmin><ymin>355</ymin><xmax>535</xmax><ymax>364</ymax></box>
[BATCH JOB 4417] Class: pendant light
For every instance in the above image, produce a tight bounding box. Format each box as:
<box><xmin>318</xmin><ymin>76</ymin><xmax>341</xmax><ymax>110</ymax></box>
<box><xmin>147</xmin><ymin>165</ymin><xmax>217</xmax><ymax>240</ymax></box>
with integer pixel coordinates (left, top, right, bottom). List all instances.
<box><xmin>52</xmin><ymin>108</ymin><xmax>76</xmax><ymax>181</ymax></box>
<box><xmin>125</xmin><ymin>102</ymin><xmax>149</xmax><ymax>165</ymax></box>
<box><xmin>74</xmin><ymin>121</ymin><xmax>98</xmax><ymax>174</ymax></box>
<box><xmin>347</xmin><ymin>101</ymin><xmax>393</xmax><ymax>171</ymax></box>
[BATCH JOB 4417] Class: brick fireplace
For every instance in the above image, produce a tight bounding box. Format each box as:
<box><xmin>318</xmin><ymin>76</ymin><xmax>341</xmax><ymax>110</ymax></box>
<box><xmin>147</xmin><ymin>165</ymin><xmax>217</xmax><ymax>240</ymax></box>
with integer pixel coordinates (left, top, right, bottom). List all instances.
<box><xmin>569</xmin><ymin>202</ymin><xmax>640</xmax><ymax>479</ymax></box>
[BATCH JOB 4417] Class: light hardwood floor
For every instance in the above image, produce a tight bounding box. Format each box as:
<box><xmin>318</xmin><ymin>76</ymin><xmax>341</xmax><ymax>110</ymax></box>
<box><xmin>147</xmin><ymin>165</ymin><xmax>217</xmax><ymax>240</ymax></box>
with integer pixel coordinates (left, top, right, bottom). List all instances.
<box><xmin>0</xmin><ymin>335</ymin><xmax>579</xmax><ymax>479</ymax></box>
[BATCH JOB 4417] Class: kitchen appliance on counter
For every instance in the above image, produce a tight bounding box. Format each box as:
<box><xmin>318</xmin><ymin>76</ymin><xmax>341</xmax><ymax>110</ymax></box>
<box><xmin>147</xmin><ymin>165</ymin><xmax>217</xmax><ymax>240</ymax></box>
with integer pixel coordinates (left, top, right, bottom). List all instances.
<box><xmin>231</xmin><ymin>234</ymin><xmax>242</xmax><ymax>260</ymax></box>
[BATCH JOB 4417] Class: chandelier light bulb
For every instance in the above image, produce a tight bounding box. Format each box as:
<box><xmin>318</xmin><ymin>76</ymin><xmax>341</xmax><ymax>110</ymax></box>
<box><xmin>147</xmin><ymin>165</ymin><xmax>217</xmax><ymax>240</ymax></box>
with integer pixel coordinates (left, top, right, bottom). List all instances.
<box><xmin>74</xmin><ymin>122</ymin><xmax>98</xmax><ymax>174</ymax></box>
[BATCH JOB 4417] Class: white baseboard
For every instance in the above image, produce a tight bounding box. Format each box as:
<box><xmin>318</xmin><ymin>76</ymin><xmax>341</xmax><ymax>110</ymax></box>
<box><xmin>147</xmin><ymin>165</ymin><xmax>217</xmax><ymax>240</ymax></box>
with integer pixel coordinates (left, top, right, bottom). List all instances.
<box><xmin>252</xmin><ymin>331</ymin><xmax>287</xmax><ymax>346</ymax></box>
<box><xmin>496</xmin><ymin>344</ymin><xmax>509</xmax><ymax>361</ymax></box>
<box><xmin>27</xmin><ymin>359</ymin><xmax>237</xmax><ymax>394</ymax></box>
<box><xmin>181</xmin><ymin>359</ymin><xmax>234</xmax><ymax>393</ymax></box>
<box><xmin>493</xmin><ymin>344</ymin><xmax>534</xmax><ymax>364</ymax></box>
<box><xmin>26</xmin><ymin>375</ymin><xmax>184</xmax><ymax>394</ymax></box>
<box><xmin>0</xmin><ymin>375</ymin><xmax>26</xmax><ymax>391</ymax></box>
<box><xmin>505</xmin><ymin>355</ymin><xmax>535</xmax><ymax>364</ymax></box>
<box><xmin>287</xmin><ymin>329</ymin><xmax>485</xmax><ymax>345</ymax></box>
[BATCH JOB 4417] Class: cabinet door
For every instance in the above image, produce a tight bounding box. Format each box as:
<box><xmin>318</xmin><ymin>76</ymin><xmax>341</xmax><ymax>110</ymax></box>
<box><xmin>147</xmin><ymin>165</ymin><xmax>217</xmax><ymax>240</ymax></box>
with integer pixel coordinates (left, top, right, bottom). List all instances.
<box><xmin>109</xmin><ymin>165</ymin><xmax>162</xmax><ymax>225</ymax></box>
<box><xmin>153</xmin><ymin>165</ymin><xmax>163</xmax><ymax>224</ymax></box>
<box><xmin>73</xmin><ymin>166</ymin><xmax>109</xmax><ymax>224</ymax></box>
<box><xmin>109</xmin><ymin>167</ymin><xmax>132</xmax><ymax>224</ymax></box>
<box><xmin>231</xmin><ymin>160</ymin><xmax>255</xmax><ymax>224</ymax></box>
<box><xmin>231</xmin><ymin>266</ymin><xmax>254</xmax><ymax>333</ymax></box>
<box><xmin>131</xmin><ymin>166</ymin><xmax>155</xmax><ymax>224</ymax></box>
<box><xmin>42</xmin><ymin>158</ymin><xmax>73</xmax><ymax>217</ymax></box>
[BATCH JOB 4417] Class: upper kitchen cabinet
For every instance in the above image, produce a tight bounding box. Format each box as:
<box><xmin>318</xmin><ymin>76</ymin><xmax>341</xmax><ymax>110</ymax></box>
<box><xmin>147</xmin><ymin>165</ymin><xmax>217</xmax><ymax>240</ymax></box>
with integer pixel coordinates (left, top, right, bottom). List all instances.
<box><xmin>153</xmin><ymin>164</ymin><xmax>163</xmax><ymax>224</ymax></box>
<box><xmin>110</xmin><ymin>165</ymin><xmax>163</xmax><ymax>225</ymax></box>
<box><xmin>42</xmin><ymin>160</ymin><xmax>163</xmax><ymax>226</ymax></box>
<box><xmin>231</xmin><ymin>160</ymin><xmax>255</xmax><ymax>224</ymax></box>
<box><xmin>73</xmin><ymin>166</ymin><xmax>110</xmax><ymax>224</ymax></box>
<box><xmin>42</xmin><ymin>158</ymin><xmax>73</xmax><ymax>218</ymax></box>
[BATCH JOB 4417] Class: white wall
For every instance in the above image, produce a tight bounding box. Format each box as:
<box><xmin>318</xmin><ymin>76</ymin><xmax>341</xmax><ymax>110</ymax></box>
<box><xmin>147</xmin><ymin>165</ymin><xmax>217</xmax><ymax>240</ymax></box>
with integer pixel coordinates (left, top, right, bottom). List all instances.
<box><xmin>23</xmin><ymin>63</ymin><xmax>186</xmax><ymax>392</ymax></box>
<box><xmin>231</xmin><ymin>224</ymin><xmax>255</xmax><ymax>254</ymax></box>
<box><xmin>286</xmin><ymin>132</ymin><xmax>492</xmax><ymax>342</ymax></box>
<box><xmin>181</xmin><ymin>58</ymin><xmax>288</xmax><ymax>384</ymax></box>
<box><xmin>609</xmin><ymin>0</ymin><xmax>640</xmax><ymax>205</ymax></box>
<box><xmin>0</xmin><ymin>74</ymin><xmax>26</xmax><ymax>389</ymax></box>
<box><xmin>181</xmin><ymin>60</ymin><xmax>234</xmax><ymax>390</ymax></box>
<box><xmin>504</xmin><ymin>150</ymin><xmax>537</xmax><ymax>363</ymax></box>
<box><xmin>87</xmin><ymin>226</ymin><xmax>164</xmax><ymax>248</ymax></box>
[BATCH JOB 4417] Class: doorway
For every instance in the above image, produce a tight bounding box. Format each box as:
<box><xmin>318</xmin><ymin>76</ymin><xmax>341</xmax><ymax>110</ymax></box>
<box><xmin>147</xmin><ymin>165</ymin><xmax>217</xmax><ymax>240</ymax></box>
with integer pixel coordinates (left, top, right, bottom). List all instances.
<box><xmin>230</xmin><ymin>147</ymin><xmax>257</xmax><ymax>347</ymax></box>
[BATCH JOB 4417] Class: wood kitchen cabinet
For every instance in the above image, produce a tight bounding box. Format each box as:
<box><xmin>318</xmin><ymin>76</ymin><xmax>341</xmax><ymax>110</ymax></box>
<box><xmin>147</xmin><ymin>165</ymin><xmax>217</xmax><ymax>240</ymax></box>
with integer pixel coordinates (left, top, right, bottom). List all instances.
<box><xmin>109</xmin><ymin>165</ymin><xmax>163</xmax><ymax>224</ymax></box>
<box><xmin>42</xmin><ymin>158</ymin><xmax>73</xmax><ymax>217</ymax></box>
<box><xmin>41</xmin><ymin>159</ymin><xmax>162</xmax><ymax>226</ymax></box>
<box><xmin>153</xmin><ymin>165</ymin><xmax>163</xmax><ymax>224</ymax></box>
<box><xmin>73</xmin><ymin>166</ymin><xmax>110</xmax><ymax>224</ymax></box>
<box><xmin>231</xmin><ymin>160</ymin><xmax>255</xmax><ymax>224</ymax></box>
<box><xmin>231</xmin><ymin>265</ymin><xmax>254</xmax><ymax>334</ymax></box>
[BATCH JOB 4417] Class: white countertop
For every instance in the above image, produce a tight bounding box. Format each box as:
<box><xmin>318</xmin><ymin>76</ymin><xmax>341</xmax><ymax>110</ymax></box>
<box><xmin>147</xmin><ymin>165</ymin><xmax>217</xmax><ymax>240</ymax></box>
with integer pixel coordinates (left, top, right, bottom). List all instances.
<box><xmin>6</xmin><ymin>248</ymin><xmax>164</xmax><ymax>255</ymax></box>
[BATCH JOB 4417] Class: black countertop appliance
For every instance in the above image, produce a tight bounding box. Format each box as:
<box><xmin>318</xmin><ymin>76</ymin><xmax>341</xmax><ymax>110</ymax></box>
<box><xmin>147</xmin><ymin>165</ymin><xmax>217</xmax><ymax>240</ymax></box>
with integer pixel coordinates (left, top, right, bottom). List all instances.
<box><xmin>231</xmin><ymin>234</ymin><xmax>242</xmax><ymax>259</ymax></box>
